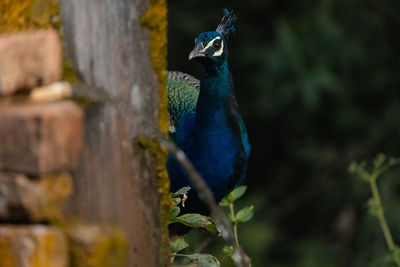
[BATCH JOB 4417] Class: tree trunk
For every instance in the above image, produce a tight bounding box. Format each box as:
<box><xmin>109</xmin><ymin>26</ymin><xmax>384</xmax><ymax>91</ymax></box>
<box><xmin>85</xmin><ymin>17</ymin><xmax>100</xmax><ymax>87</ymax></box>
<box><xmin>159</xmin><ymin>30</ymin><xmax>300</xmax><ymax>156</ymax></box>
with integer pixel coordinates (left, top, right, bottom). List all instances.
<box><xmin>59</xmin><ymin>1</ymin><xmax>169</xmax><ymax>266</ymax></box>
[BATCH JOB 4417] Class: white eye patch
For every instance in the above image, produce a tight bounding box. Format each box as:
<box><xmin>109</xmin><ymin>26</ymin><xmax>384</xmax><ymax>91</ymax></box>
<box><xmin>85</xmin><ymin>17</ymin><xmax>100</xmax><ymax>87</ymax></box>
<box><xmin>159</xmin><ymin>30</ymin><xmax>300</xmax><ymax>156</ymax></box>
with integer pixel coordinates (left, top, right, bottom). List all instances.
<box><xmin>202</xmin><ymin>36</ymin><xmax>224</xmax><ymax>57</ymax></box>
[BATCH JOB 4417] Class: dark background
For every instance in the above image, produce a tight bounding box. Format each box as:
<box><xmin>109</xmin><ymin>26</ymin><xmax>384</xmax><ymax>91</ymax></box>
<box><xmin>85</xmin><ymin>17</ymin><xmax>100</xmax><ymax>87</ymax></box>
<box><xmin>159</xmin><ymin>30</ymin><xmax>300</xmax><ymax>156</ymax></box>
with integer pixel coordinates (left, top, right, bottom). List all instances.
<box><xmin>168</xmin><ymin>1</ymin><xmax>400</xmax><ymax>266</ymax></box>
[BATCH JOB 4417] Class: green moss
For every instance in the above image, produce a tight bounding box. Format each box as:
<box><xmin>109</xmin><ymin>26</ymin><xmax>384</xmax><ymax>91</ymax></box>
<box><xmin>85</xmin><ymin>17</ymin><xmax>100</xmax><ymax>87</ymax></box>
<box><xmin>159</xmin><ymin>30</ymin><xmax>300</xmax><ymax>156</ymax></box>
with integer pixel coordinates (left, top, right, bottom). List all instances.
<box><xmin>140</xmin><ymin>1</ymin><xmax>171</xmax><ymax>266</ymax></box>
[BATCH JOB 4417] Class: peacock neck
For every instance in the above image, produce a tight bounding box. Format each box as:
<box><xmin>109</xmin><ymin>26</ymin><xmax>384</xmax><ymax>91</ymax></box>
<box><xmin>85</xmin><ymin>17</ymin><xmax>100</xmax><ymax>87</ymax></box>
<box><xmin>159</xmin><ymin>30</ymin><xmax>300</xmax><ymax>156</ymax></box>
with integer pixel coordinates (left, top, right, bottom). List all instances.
<box><xmin>196</xmin><ymin>61</ymin><xmax>236</xmax><ymax>128</ymax></box>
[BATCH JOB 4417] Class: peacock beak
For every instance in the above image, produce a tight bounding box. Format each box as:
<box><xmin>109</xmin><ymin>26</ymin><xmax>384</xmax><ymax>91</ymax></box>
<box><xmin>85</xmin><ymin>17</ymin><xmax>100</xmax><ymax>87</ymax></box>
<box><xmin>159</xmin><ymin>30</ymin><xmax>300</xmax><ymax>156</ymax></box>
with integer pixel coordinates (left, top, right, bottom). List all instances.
<box><xmin>188</xmin><ymin>43</ymin><xmax>205</xmax><ymax>60</ymax></box>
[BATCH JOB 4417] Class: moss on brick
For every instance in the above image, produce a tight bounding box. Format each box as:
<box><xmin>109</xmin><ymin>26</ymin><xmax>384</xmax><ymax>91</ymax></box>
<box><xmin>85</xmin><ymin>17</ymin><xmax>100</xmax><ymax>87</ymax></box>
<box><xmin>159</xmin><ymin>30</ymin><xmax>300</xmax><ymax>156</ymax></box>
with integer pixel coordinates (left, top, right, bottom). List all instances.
<box><xmin>0</xmin><ymin>0</ymin><xmax>60</xmax><ymax>33</ymax></box>
<box><xmin>0</xmin><ymin>0</ymin><xmax>79</xmax><ymax>83</ymax></box>
<box><xmin>0</xmin><ymin>237</ymin><xmax>17</xmax><ymax>267</ymax></box>
<box><xmin>64</xmin><ymin>223</ymin><xmax>127</xmax><ymax>267</ymax></box>
<box><xmin>0</xmin><ymin>226</ymin><xmax>68</xmax><ymax>267</ymax></box>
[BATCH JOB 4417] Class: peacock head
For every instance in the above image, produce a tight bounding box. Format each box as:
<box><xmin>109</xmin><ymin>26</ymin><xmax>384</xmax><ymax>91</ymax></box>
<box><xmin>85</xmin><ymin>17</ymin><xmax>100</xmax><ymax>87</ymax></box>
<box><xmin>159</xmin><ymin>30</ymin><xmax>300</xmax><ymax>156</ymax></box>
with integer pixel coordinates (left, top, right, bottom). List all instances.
<box><xmin>189</xmin><ymin>9</ymin><xmax>237</xmax><ymax>65</ymax></box>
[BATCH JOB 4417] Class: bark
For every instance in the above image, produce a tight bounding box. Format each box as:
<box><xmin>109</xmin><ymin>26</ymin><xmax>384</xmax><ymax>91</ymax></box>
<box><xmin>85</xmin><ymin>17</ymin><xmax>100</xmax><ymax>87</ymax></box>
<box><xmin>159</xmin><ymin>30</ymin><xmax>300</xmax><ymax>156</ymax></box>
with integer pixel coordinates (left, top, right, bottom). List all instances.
<box><xmin>59</xmin><ymin>1</ymin><xmax>167</xmax><ymax>266</ymax></box>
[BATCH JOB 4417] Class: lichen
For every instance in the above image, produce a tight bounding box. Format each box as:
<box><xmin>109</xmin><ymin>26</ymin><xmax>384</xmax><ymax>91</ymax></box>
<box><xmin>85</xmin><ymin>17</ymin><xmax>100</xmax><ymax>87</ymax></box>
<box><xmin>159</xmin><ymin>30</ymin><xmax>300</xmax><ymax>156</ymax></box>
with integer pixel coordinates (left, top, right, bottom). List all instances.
<box><xmin>0</xmin><ymin>237</ymin><xmax>17</xmax><ymax>267</ymax></box>
<box><xmin>134</xmin><ymin>134</ymin><xmax>171</xmax><ymax>266</ymax></box>
<box><xmin>64</xmin><ymin>223</ymin><xmax>128</xmax><ymax>267</ymax></box>
<box><xmin>0</xmin><ymin>0</ymin><xmax>60</xmax><ymax>33</ymax></box>
<box><xmin>31</xmin><ymin>232</ymin><xmax>56</xmax><ymax>267</ymax></box>
<box><xmin>140</xmin><ymin>0</ymin><xmax>169</xmax><ymax>134</ymax></box>
<box><xmin>37</xmin><ymin>173</ymin><xmax>73</xmax><ymax>223</ymax></box>
<box><xmin>0</xmin><ymin>226</ymin><xmax>68</xmax><ymax>267</ymax></box>
<box><xmin>155</xmin><ymin>146</ymin><xmax>171</xmax><ymax>267</ymax></box>
<box><xmin>140</xmin><ymin>1</ymin><xmax>171</xmax><ymax>266</ymax></box>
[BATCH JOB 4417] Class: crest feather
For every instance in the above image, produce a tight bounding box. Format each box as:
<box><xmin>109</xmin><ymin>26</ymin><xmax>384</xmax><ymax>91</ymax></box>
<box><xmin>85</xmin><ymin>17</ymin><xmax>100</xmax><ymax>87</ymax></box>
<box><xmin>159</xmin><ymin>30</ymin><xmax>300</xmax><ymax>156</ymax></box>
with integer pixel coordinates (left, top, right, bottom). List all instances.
<box><xmin>216</xmin><ymin>9</ymin><xmax>237</xmax><ymax>40</ymax></box>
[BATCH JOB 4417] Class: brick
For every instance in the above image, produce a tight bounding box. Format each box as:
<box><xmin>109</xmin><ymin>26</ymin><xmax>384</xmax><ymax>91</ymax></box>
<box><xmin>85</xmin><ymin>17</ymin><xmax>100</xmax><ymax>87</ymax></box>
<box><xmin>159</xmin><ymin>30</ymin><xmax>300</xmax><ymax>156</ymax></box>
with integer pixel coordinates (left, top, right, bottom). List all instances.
<box><xmin>0</xmin><ymin>225</ymin><xmax>68</xmax><ymax>267</ymax></box>
<box><xmin>0</xmin><ymin>30</ymin><xmax>61</xmax><ymax>96</ymax></box>
<box><xmin>0</xmin><ymin>101</ymin><xmax>83</xmax><ymax>175</ymax></box>
<box><xmin>65</xmin><ymin>224</ymin><xmax>127</xmax><ymax>267</ymax></box>
<box><xmin>0</xmin><ymin>172</ymin><xmax>73</xmax><ymax>222</ymax></box>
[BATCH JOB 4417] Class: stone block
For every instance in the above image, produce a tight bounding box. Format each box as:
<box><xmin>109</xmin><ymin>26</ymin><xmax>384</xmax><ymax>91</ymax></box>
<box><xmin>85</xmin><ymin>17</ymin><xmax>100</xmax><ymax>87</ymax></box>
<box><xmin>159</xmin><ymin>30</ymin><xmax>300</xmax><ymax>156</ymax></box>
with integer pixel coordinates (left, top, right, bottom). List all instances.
<box><xmin>65</xmin><ymin>224</ymin><xmax>127</xmax><ymax>267</ymax></box>
<box><xmin>0</xmin><ymin>172</ymin><xmax>73</xmax><ymax>222</ymax></box>
<box><xmin>0</xmin><ymin>225</ymin><xmax>68</xmax><ymax>267</ymax></box>
<box><xmin>0</xmin><ymin>101</ymin><xmax>83</xmax><ymax>175</ymax></box>
<box><xmin>30</xmin><ymin>82</ymin><xmax>73</xmax><ymax>103</ymax></box>
<box><xmin>0</xmin><ymin>30</ymin><xmax>62</xmax><ymax>96</ymax></box>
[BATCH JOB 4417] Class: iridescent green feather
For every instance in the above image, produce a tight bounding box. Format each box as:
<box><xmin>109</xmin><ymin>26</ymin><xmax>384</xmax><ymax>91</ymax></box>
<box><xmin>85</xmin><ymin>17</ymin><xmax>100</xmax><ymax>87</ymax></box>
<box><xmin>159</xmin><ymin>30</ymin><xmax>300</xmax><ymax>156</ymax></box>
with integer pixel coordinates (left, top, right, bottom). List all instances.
<box><xmin>167</xmin><ymin>71</ymin><xmax>200</xmax><ymax>134</ymax></box>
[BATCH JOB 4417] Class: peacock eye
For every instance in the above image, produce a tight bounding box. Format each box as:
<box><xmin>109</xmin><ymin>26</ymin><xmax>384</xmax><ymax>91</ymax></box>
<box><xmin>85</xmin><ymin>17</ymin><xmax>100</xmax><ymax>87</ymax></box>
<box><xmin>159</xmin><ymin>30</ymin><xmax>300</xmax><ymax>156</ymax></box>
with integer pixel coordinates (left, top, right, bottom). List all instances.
<box><xmin>213</xmin><ymin>39</ymin><xmax>222</xmax><ymax>50</ymax></box>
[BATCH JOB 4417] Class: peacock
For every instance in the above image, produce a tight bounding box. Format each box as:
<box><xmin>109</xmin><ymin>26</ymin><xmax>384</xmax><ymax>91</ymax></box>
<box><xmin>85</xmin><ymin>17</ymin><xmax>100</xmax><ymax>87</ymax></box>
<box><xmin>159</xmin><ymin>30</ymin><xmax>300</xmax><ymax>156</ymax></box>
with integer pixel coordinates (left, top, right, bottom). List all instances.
<box><xmin>167</xmin><ymin>10</ymin><xmax>250</xmax><ymax>233</ymax></box>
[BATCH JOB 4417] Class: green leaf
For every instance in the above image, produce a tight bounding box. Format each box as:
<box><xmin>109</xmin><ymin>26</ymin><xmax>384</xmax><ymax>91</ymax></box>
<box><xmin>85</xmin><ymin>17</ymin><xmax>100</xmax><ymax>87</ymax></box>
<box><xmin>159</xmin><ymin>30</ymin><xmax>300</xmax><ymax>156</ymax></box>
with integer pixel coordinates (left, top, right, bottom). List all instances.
<box><xmin>171</xmin><ymin>186</ymin><xmax>191</xmax><ymax>197</ymax></box>
<box><xmin>187</xmin><ymin>253</ymin><xmax>220</xmax><ymax>267</ymax></box>
<box><xmin>223</xmin><ymin>245</ymin><xmax>233</xmax><ymax>257</ymax></box>
<box><xmin>374</xmin><ymin>153</ymin><xmax>386</xmax><ymax>168</ymax></box>
<box><xmin>348</xmin><ymin>161</ymin><xmax>359</xmax><ymax>175</ymax></box>
<box><xmin>228</xmin><ymin>213</ymin><xmax>236</xmax><ymax>222</ymax></box>
<box><xmin>219</xmin><ymin>197</ymin><xmax>229</xmax><ymax>207</ymax></box>
<box><xmin>171</xmin><ymin>213</ymin><xmax>220</xmax><ymax>235</ymax></box>
<box><xmin>170</xmin><ymin>237</ymin><xmax>189</xmax><ymax>253</ymax></box>
<box><xmin>171</xmin><ymin>197</ymin><xmax>181</xmax><ymax>207</ymax></box>
<box><xmin>386</xmin><ymin>245</ymin><xmax>400</xmax><ymax>264</ymax></box>
<box><xmin>220</xmin><ymin>186</ymin><xmax>247</xmax><ymax>206</ymax></box>
<box><xmin>169</xmin><ymin>206</ymin><xmax>180</xmax><ymax>221</ymax></box>
<box><xmin>228</xmin><ymin>186</ymin><xmax>247</xmax><ymax>201</ymax></box>
<box><xmin>173</xmin><ymin>213</ymin><xmax>208</xmax><ymax>227</ymax></box>
<box><xmin>348</xmin><ymin>161</ymin><xmax>370</xmax><ymax>182</ymax></box>
<box><xmin>234</xmin><ymin>205</ymin><xmax>254</xmax><ymax>223</ymax></box>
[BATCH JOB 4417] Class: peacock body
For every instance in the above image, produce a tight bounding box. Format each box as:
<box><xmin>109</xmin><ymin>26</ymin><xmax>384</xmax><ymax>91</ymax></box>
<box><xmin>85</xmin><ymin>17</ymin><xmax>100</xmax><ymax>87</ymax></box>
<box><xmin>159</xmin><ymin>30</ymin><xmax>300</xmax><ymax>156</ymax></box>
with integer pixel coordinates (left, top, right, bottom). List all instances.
<box><xmin>166</xmin><ymin>10</ymin><xmax>250</xmax><ymax>222</ymax></box>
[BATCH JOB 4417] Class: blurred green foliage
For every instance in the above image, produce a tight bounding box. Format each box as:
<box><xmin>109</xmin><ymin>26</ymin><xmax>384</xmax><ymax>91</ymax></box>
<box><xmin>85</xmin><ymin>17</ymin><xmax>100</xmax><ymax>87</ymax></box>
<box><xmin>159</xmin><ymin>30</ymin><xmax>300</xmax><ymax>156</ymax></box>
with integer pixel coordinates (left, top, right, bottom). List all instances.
<box><xmin>168</xmin><ymin>0</ymin><xmax>400</xmax><ymax>266</ymax></box>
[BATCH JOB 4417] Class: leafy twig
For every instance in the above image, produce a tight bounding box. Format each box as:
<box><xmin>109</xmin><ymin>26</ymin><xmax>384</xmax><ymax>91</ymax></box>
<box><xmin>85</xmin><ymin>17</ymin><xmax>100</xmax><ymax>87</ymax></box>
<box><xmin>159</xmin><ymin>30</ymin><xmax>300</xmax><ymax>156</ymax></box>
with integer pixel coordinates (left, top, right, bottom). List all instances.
<box><xmin>229</xmin><ymin>202</ymin><xmax>239</xmax><ymax>247</ymax></box>
<box><xmin>220</xmin><ymin>186</ymin><xmax>254</xmax><ymax>264</ymax></box>
<box><xmin>349</xmin><ymin>154</ymin><xmax>400</xmax><ymax>266</ymax></box>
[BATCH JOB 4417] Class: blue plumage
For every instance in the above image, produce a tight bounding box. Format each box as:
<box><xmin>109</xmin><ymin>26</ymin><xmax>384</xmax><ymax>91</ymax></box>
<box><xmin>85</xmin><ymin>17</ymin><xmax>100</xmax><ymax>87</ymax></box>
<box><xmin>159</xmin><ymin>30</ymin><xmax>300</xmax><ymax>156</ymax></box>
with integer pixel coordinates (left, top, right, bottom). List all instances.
<box><xmin>167</xmin><ymin>10</ymin><xmax>250</xmax><ymax>223</ymax></box>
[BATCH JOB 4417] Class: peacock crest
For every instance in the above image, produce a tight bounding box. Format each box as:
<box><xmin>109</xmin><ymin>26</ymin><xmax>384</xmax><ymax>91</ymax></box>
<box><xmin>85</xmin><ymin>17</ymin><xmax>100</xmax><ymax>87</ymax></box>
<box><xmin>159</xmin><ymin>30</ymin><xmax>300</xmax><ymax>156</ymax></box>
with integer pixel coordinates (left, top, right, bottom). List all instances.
<box><xmin>216</xmin><ymin>9</ymin><xmax>237</xmax><ymax>40</ymax></box>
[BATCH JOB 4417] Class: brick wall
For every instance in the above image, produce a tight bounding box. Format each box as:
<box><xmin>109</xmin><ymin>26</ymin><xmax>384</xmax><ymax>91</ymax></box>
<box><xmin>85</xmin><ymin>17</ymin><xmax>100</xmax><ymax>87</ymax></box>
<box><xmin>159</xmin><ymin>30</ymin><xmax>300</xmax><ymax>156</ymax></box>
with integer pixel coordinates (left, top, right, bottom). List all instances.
<box><xmin>0</xmin><ymin>30</ymin><xmax>127</xmax><ymax>267</ymax></box>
